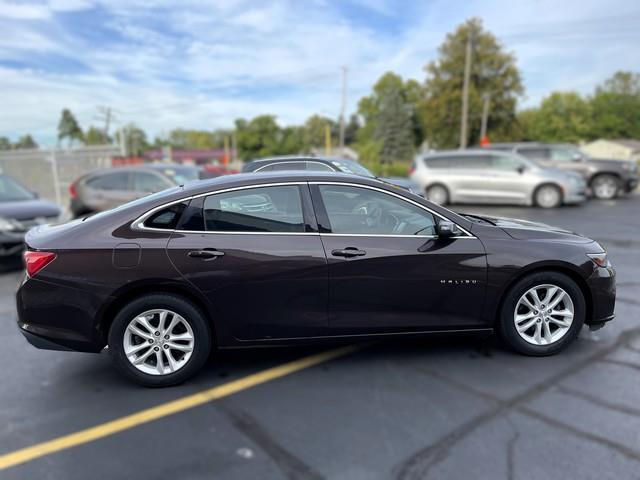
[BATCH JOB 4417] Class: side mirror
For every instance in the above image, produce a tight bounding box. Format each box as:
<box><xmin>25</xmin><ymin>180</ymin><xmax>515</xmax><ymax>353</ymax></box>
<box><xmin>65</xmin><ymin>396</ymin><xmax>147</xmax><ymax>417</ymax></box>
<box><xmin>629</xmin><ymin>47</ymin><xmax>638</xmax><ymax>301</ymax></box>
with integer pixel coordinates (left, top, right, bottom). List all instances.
<box><xmin>437</xmin><ymin>220</ymin><xmax>463</xmax><ymax>238</ymax></box>
<box><xmin>516</xmin><ymin>165</ymin><xmax>526</xmax><ymax>174</ymax></box>
<box><xmin>572</xmin><ymin>153</ymin><xmax>583</xmax><ymax>162</ymax></box>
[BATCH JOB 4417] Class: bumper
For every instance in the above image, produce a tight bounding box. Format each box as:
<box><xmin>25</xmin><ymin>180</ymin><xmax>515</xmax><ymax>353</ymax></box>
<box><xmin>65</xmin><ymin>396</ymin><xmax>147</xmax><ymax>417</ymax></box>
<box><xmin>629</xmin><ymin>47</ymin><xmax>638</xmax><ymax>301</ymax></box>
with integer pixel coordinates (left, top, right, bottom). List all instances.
<box><xmin>563</xmin><ymin>190</ymin><xmax>587</xmax><ymax>205</ymax></box>
<box><xmin>623</xmin><ymin>174</ymin><xmax>638</xmax><ymax>193</ymax></box>
<box><xmin>16</xmin><ymin>276</ymin><xmax>106</xmax><ymax>352</ymax></box>
<box><xmin>0</xmin><ymin>231</ymin><xmax>25</xmax><ymax>258</ymax></box>
<box><xmin>586</xmin><ymin>264</ymin><xmax>616</xmax><ymax>326</ymax></box>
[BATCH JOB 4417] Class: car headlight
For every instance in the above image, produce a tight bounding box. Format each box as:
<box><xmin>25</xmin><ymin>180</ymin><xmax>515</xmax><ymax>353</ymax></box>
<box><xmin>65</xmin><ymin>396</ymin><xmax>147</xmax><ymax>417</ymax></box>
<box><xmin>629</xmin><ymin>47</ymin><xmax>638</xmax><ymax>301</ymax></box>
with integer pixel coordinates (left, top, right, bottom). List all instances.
<box><xmin>587</xmin><ymin>252</ymin><xmax>609</xmax><ymax>268</ymax></box>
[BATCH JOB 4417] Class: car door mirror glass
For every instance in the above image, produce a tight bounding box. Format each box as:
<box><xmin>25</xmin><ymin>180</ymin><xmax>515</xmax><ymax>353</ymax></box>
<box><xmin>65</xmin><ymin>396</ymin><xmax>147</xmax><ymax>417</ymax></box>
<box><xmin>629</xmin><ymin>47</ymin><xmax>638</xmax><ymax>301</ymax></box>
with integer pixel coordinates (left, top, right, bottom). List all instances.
<box><xmin>437</xmin><ymin>220</ymin><xmax>462</xmax><ymax>238</ymax></box>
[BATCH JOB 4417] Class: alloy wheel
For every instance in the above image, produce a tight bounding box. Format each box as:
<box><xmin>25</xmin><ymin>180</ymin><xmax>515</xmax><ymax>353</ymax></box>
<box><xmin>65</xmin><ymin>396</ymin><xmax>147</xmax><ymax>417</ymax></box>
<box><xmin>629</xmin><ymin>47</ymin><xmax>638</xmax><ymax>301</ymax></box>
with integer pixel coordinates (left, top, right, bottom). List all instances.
<box><xmin>592</xmin><ymin>176</ymin><xmax>618</xmax><ymax>200</ymax></box>
<box><xmin>123</xmin><ymin>309</ymin><xmax>195</xmax><ymax>375</ymax></box>
<box><xmin>513</xmin><ymin>284</ymin><xmax>574</xmax><ymax>346</ymax></box>
<box><xmin>427</xmin><ymin>185</ymin><xmax>448</xmax><ymax>205</ymax></box>
<box><xmin>536</xmin><ymin>186</ymin><xmax>561</xmax><ymax>208</ymax></box>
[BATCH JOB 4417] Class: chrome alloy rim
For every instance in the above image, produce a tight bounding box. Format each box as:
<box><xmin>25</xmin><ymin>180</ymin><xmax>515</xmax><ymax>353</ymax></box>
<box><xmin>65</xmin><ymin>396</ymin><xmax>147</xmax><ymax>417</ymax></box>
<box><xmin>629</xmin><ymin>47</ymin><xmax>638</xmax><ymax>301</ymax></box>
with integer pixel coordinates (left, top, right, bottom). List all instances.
<box><xmin>593</xmin><ymin>177</ymin><xmax>618</xmax><ymax>199</ymax></box>
<box><xmin>123</xmin><ymin>309</ymin><xmax>195</xmax><ymax>375</ymax></box>
<box><xmin>536</xmin><ymin>186</ymin><xmax>560</xmax><ymax>208</ymax></box>
<box><xmin>513</xmin><ymin>284</ymin><xmax>574</xmax><ymax>346</ymax></box>
<box><xmin>427</xmin><ymin>186</ymin><xmax>447</xmax><ymax>204</ymax></box>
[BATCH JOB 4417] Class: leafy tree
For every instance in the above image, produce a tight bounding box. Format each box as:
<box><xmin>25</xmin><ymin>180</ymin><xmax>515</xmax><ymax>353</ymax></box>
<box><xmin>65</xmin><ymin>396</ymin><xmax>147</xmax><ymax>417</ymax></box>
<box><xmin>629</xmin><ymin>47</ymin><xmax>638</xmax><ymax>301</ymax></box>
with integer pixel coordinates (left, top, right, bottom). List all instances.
<box><xmin>280</xmin><ymin>126</ymin><xmax>305</xmax><ymax>155</ymax></box>
<box><xmin>343</xmin><ymin>114</ymin><xmax>360</xmax><ymax>145</ymax></box>
<box><xmin>0</xmin><ymin>137</ymin><xmax>11</xmax><ymax>150</ymax></box>
<box><xmin>303</xmin><ymin>115</ymin><xmax>337</xmax><ymax>150</ymax></box>
<box><xmin>520</xmin><ymin>92</ymin><xmax>591</xmax><ymax>143</ymax></box>
<box><xmin>373</xmin><ymin>81</ymin><xmax>415</xmax><ymax>164</ymax></box>
<box><xmin>116</xmin><ymin>124</ymin><xmax>149</xmax><ymax>156</ymax></box>
<box><xmin>14</xmin><ymin>134</ymin><xmax>38</xmax><ymax>149</ymax></box>
<box><xmin>84</xmin><ymin>126</ymin><xmax>111</xmax><ymax>145</ymax></box>
<box><xmin>235</xmin><ymin>115</ymin><xmax>283</xmax><ymax>160</ymax></box>
<box><xmin>57</xmin><ymin>109</ymin><xmax>84</xmax><ymax>147</ymax></box>
<box><xmin>588</xmin><ymin>71</ymin><xmax>640</xmax><ymax>139</ymax></box>
<box><xmin>419</xmin><ymin>18</ymin><xmax>523</xmax><ymax>148</ymax></box>
<box><xmin>159</xmin><ymin>129</ymin><xmax>226</xmax><ymax>150</ymax></box>
<box><xmin>358</xmin><ymin>72</ymin><xmax>422</xmax><ymax>148</ymax></box>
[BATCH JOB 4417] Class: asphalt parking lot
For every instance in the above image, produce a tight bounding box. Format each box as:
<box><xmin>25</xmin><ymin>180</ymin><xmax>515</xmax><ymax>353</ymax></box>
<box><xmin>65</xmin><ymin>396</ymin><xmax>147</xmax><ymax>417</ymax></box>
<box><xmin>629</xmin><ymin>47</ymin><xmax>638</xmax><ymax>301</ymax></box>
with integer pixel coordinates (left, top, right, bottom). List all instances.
<box><xmin>1</xmin><ymin>195</ymin><xmax>639</xmax><ymax>480</ymax></box>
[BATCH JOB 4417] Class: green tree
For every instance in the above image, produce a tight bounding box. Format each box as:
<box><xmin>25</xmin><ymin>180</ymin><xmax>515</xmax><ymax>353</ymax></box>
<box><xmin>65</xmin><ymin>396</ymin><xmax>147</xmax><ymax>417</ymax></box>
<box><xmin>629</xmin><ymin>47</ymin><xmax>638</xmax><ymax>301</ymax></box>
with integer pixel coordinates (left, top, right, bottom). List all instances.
<box><xmin>14</xmin><ymin>134</ymin><xmax>38</xmax><ymax>149</ymax></box>
<box><xmin>57</xmin><ymin>109</ymin><xmax>84</xmax><ymax>147</ymax></box>
<box><xmin>280</xmin><ymin>126</ymin><xmax>305</xmax><ymax>155</ymax></box>
<box><xmin>521</xmin><ymin>92</ymin><xmax>591</xmax><ymax>143</ymax></box>
<box><xmin>303</xmin><ymin>115</ymin><xmax>337</xmax><ymax>150</ymax></box>
<box><xmin>160</xmin><ymin>129</ymin><xmax>225</xmax><ymax>149</ymax></box>
<box><xmin>419</xmin><ymin>18</ymin><xmax>524</xmax><ymax>148</ymax></box>
<box><xmin>589</xmin><ymin>71</ymin><xmax>640</xmax><ymax>139</ymax></box>
<box><xmin>373</xmin><ymin>81</ymin><xmax>415</xmax><ymax>164</ymax></box>
<box><xmin>84</xmin><ymin>126</ymin><xmax>111</xmax><ymax>145</ymax></box>
<box><xmin>235</xmin><ymin>115</ymin><xmax>283</xmax><ymax>160</ymax></box>
<box><xmin>116</xmin><ymin>124</ymin><xmax>149</xmax><ymax>156</ymax></box>
<box><xmin>0</xmin><ymin>137</ymin><xmax>11</xmax><ymax>150</ymax></box>
<box><xmin>343</xmin><ymin>114</ymin><xmax>360</xmax><ymax>145</ymax></box>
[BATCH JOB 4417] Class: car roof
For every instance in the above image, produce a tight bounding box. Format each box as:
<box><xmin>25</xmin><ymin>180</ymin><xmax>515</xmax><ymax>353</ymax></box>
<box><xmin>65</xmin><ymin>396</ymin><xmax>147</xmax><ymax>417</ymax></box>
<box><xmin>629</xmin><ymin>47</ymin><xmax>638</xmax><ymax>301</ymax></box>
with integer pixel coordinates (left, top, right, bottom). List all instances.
<box><xmin>246</xmin><ymin>156</ymin><xmax>335</xmax><ymax>165</ymax></box>
<box><xmin>420</xmin><ymin>149</ymin><xmax>512</xmax><ymax>158</ymax></box>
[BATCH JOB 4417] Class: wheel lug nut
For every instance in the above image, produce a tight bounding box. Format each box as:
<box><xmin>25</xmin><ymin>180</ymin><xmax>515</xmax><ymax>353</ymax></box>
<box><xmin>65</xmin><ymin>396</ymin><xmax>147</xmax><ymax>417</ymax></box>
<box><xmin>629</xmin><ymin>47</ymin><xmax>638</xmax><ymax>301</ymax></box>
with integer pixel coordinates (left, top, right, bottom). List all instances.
<box><xmin>534</xmin><ymin>310</ymin><xmax>538</xmax><ymax>315</ymax></box>
<box><xmin>154</xmin><ymin>346</ymin><xmax>159</xmax><ymax>351</ymax></box>
<box><xmin>164</xmin><ymin>335</ymin><xmax>170</xmax><ymax>340</ymax></box>
<box><xmin>148</xmin><ymin>339</ymin><xmax>153</xmax><ymax>344</ymax></box>
<box><xmin>154</xmin><ymin>331</ymin><xmax>160</xmax><ymax>336</ymax></box>
<box><xmin>163</xmin><ymin>344</ymin><xmax>169</xmax><ymax>349</ymax></box>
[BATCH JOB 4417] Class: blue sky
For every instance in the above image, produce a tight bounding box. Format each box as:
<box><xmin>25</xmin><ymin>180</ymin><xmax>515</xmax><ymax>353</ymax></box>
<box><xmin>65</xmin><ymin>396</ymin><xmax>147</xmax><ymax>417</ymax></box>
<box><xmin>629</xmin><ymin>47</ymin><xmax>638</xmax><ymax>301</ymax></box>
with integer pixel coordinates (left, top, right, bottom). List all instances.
<box><xmin>1</xmin><ymin>0</ymin><xmax>639</xmax><ymax>145</ymax></box>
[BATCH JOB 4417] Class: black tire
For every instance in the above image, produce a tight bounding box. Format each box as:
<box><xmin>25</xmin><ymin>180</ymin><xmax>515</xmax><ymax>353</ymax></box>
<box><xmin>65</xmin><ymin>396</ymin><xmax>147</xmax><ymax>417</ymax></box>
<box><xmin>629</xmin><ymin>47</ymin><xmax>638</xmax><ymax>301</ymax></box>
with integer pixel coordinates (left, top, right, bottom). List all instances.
<box><xmin>498</xmin><ymin>272</ymin><xmax>585</xmax><ymax>356</ymax></box>
<box><xmin>534</xmin><ymin>184</ymin><xmax>562</xmax><ymax>208</ymax></box>
<box><xmin>426</xmin><ymin>184</ymin><xmax>450</xmax><ymax>205</ymax></box>
<box><xmin>108</xmin><ymin>293</ymin><xmax>211</xmax><ymax>387</ymax></box>
<box><xmin>590</xmin><ymin>174</ymin><xmax>621</xmax><ymax>200</ymax></box>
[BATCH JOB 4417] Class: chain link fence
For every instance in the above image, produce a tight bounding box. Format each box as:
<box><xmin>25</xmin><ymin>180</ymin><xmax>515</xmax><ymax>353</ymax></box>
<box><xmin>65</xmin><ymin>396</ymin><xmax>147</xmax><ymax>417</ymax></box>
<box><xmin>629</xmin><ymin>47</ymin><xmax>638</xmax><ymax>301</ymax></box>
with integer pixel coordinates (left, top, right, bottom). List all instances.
<box><xmin>0</xmin><ymin>146</ymin><xmax>120</xmax><ymax>210</ymax></box>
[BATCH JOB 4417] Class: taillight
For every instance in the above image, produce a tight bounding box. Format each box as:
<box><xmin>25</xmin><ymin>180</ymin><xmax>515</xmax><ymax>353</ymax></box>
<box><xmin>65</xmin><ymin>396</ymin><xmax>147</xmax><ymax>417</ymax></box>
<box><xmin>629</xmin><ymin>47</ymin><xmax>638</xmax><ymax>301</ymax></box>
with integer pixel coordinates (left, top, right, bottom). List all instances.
<box><xmin>408</xmin><ymin>163</ymin><xmax>416</xmax><ymax>175</ymax></box>
<box><xmin>69</xmin><ymin>182</ymin><xmax>77</xmax><ymax>199</ymax></box>
<box><xmin>23</xmin><ymin>251</ymin><xmax>56</xmax><ymax>277</ymax></box>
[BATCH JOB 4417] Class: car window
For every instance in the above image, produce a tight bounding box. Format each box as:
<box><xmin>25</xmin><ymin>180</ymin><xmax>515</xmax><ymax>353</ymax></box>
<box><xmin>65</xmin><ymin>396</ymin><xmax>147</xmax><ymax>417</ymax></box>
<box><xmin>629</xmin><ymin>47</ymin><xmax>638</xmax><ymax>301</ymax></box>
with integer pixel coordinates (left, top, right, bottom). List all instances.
<box><xmin>319</xmin><ymin>185</ymin><xmax>436</xmax><ymax>236</ymax></box>
<box><xmin>550</xmin><ymin>146</ymin><xmax>579</xmax><ymax>162</ymax></box>
<box><xmin>518</xmin><ymin>148</ymin><xmax>550</xmax><ymax>161</ymax></box>
<box><xmin>204</xmin><ymin>185</ymin><xmax>305</xmax><ymax>233</ymax></box>
<box><xmin>263</xmin><ymin>162</ymin><xmax>307</xmax><ymax>171</ymax></box>
<box><xmin>0</xmin><ymin>175</ymin><xmax>35</xmax><ymax>201</ymax></box>
<box><xmin>423</xmin><ymin>157</ymin><xmax>450</xmax><ymax>169</ymax></box>
<box><xmin>143</xmin><ymin>202</ymin><xmax>187</xmax><ymax>230</ymax></box>
<box><xmin>133</xmin><ymin>172</ymin><xmax>171</xmax><ymax>193</ymax></box>
<box><xmin>490</xmin><ymin>155</ymin><xmax>523</xmax><ymax>171</ymax></box>
<box><xmin>305</xmin><ymin>162</ymin><xmax>334</xmax><ymax>172</ymax></box>
<box><xmin>449</xmin><ymin>156</ymin><xmax>491</xmax><ymax>169</ymax></box>
<box><xmin>86</xmin><ymin>172</ymin><xmax>130</xmax><ymax>191</ymax></box>
<box><xmin>330</xmin><ymin>160</ymin><xmax>376</xmax><ymax>178</ymax></box>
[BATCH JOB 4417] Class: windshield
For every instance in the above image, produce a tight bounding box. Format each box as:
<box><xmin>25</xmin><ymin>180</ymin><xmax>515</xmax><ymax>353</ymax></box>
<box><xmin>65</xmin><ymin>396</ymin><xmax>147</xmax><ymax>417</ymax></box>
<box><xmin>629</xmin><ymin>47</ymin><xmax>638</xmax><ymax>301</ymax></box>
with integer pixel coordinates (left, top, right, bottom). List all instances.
<box><xmin>154</xmin><ymin>167</ymin><xmax>199</xmax><ymax>184</ymax></box>
<box><xmin>0</xmin><ymin>175</ymin><xmax>35</xmax><ymax>202</ymax></box>
<box><xmin>330</xmin><ymin>159</ymin><xmax>376</xmax><ymax>178</ymax></box>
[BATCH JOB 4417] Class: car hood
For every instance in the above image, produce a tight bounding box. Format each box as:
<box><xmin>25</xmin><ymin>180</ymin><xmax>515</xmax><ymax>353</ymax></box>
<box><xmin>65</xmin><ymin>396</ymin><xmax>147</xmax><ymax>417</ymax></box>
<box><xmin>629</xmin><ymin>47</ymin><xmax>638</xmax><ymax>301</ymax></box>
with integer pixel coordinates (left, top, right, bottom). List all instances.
<box><xmin>0</xmin><ymin>199</ymin><xmax>61</xmax><ymax>220</ymax></box>
<box><xmin>475</xmin><ymin>215</ymin><xmax>592</xmax><ymax>243</ymax></box>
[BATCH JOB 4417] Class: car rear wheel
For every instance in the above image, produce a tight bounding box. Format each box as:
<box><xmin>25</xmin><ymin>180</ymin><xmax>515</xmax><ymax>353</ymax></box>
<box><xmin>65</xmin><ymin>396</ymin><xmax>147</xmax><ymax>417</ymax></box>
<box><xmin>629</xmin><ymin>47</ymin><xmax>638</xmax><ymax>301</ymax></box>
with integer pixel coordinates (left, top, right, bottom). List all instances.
<box><xmin>534</xmin><ymin>184</ymin><xmax>562</xmax><ymax>208</ymax></box>
<box><xmin>591</xmin><ymin>174</ymin><xmax>620</xmax><ymax>200</ymax></box>
<box><xmin>108</xmin><ymin>293</ymin><xmax>211</xmax><ymax>387</ymax></box>
<box><xmin>499</xmin><ymin>272</ymin><xmax>585</xmax><ymax>356</ymax></box>
<box><xmin>426</xmin><ymin>184</ymin><xmax>449</xmax><ymax>205</ymax></box>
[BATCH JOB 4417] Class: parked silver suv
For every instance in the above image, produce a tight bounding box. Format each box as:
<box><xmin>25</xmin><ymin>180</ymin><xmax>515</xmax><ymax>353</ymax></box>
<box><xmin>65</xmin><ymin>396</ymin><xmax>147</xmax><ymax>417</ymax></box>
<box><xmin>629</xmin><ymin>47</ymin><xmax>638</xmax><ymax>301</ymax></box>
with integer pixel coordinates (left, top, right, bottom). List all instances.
<box><xmin>410</xmin><ymin>150</ymin><xmax>586</xmax><ymax>208</ymax></box>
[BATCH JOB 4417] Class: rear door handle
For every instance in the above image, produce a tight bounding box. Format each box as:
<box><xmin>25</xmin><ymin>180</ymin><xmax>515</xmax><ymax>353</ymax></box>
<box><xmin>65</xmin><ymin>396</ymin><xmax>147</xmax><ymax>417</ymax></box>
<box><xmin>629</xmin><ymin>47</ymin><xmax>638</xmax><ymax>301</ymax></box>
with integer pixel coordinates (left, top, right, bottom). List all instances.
<box><xmin>188</xmin><ymin>249</ymin><xmax>225</xmax><ymax>260</ymax></box>
<box><xmin>331</xmin><ymin>247</ymin><xmax>366</xmax><ymax>258</ymax></box>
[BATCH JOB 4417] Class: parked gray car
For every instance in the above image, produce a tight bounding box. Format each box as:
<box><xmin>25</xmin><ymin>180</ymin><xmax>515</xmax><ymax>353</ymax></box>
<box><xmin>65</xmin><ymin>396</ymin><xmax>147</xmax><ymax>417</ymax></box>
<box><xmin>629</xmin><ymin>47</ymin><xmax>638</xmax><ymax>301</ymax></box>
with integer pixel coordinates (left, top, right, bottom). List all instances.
<box><xmin>485</xmin><ymin>142</ymin><xmax>638</xmax><ymax>200</ymax></box>
<box><xmin>410</xmin><ymin>150</ymin><xmax>586</xmax><ymax>208</ymax></box>
<box><xmin>70</xmin><ymin>164</ymin><xmax>202</xmax><ymax>216</ymax></box>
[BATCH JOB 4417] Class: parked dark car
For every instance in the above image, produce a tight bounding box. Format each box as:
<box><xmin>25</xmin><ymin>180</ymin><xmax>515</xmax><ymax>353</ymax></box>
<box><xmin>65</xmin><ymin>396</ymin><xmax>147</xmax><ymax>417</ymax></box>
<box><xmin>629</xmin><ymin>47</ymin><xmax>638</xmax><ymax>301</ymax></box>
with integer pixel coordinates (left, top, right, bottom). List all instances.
<box><xmin>484</xmin><ymin>142</ymin><xmax>638</xmax><ymax>200</ymax></box>
<box><xmin>18</xmin><ymin>172</ymin><xmax>615</xmax><ymax>386</ymax></box>
<box><xmin>242</xmin><ymin>156</ymin><xmax>423</xmax><ymax>196</ymax></box>
<box><xmin>69</xmin><ymin>163</ymin><xmax>202</xmax><ymax>216</ymax></box>
<box><xmin>0</xmin><ymin>174</ymin><xmax>60</xmax><ymax>261</ymax></box>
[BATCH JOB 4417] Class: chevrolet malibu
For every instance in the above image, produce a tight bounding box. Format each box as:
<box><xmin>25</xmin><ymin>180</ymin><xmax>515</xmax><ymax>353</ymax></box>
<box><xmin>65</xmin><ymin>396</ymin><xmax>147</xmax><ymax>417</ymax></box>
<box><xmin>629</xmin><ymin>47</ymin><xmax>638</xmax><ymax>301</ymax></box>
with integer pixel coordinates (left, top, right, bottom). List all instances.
<box><xmin>17</xmin><ymin>172</ymin><xmax>615</xmax><ymax>386</ymax></box>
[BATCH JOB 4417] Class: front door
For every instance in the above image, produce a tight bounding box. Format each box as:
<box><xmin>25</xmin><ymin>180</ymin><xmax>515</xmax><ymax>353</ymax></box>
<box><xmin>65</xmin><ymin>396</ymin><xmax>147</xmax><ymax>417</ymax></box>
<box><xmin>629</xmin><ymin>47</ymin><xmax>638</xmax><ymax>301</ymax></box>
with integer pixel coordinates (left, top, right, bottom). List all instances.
<box><xmin>312</xmin><ymin>183</ymin><xmax>487</xmax><ymax>335</ymax></box>
<box><xmin>167</xmin><ymin>184</ymin><xmax>328</xmax><ymax>341</ymax></box>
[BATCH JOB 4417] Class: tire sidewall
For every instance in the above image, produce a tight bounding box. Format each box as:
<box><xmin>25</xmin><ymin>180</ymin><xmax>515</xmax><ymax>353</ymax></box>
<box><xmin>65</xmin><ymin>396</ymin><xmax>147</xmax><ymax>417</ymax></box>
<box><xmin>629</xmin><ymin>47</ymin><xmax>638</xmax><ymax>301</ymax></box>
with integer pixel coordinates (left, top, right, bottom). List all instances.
<box><xmin>535</xmin><ymin>185</ymin><xmax>562</xmax><ymax>208</ymax></box>
<box><xmin>499</xmin><ymin>272</ymin><xmax>585</xmax><ymax>356</ymax></box>
<box><xmin>108</xmin><ymin>294</ymin><xmax>211</xmax><ymax>387</ymax></box>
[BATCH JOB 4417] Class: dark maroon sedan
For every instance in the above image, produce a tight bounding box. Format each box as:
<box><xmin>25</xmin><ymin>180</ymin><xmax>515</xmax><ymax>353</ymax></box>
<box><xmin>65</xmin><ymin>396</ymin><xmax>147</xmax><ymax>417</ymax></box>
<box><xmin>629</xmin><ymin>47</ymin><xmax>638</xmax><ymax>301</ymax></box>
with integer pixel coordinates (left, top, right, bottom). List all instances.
<box><xmin>16</xmin><ymin>172</ymin><xmax>616</xmax><ymax>386</ymax></box>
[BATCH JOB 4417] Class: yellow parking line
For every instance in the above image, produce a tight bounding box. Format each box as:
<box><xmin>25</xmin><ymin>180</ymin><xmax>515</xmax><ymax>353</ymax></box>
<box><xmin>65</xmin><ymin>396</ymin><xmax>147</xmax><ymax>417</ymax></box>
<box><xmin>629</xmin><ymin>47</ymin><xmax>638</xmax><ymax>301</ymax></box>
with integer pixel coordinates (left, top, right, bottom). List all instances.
<box><xmin>0</xmin><ymin>344</ymin><xmax>362</xmax><ymax>471</ymax></box>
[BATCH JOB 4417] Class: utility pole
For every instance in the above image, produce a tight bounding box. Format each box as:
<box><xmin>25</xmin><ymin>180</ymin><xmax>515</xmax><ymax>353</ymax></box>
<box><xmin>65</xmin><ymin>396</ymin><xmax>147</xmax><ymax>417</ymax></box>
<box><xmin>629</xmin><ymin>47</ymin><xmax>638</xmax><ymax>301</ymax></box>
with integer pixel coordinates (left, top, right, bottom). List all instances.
<box><xmin>338</xmin><ymin>66</ymin><xmax>348</xmax><ymax>150</ymax></box>
<box><xmin>95</xmin><ymin>106</ymin><xmax>115</xmax><ymax>137</ymax></box>
<box><xmin>459</xmin><ymin>35</ymin><xmax>472</xmax><ymax>149</ymax></box>
<box><xmin>480</xmin><ymin>93</ymin><xmax>490</xmax><ymax>141</ymax></box>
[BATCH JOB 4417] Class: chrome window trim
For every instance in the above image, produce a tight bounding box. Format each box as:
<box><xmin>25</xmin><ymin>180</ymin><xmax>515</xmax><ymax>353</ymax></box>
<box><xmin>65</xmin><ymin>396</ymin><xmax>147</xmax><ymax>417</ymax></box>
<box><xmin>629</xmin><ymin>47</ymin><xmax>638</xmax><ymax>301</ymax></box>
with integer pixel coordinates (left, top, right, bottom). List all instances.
<box><xmin>312</xmin><ymin>181</ymin><xmax>476</xmax><ymax>238</ymax></box>
<box><xmin>254</xmin><ymin>161</ymin><xmax>337</xmax><ymax>173</ymax></box>
<box><xmin>132</xmin><ymin>180</ymin><xmax>476</xmax><ymax>239</ymax></box>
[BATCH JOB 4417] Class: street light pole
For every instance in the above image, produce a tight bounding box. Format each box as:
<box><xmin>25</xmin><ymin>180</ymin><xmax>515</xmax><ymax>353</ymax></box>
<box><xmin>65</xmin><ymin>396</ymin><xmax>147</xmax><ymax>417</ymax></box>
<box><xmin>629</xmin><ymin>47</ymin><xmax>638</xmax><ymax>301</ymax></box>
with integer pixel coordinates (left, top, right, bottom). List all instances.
<box><xmin>459</xmin><ymin>35</ymin><xmax>472</xmax><ymax>149</ymax></box>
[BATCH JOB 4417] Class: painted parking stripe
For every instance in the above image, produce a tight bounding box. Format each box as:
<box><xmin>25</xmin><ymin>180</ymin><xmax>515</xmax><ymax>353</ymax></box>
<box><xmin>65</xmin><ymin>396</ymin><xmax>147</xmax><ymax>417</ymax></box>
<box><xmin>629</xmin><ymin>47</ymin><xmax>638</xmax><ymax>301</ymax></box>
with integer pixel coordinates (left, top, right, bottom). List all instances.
<box><xmin>0</xmin><ymin>344</ymin><xmax>362</xmax><ymax>471</ymax></box>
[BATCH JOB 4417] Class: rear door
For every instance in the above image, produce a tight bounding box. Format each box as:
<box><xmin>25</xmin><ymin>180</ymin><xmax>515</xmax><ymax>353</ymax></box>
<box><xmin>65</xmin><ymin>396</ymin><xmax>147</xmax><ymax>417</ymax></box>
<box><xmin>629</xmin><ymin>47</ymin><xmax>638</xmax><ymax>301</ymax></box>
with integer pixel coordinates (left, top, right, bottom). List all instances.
<box><xmin>447</xmin><ymin>155</ymin><xmax>494</xmax><ymax>202</ymax></box>
<box><xmin>481</xmin><ymin>154</ymin><xmax>529</xmax><ymax>203</ymax></box>
<box><xmin>167</xmin><ymin>183</ymin><xmax>328</xmax><ymax>341</ymax></box>
<box><xmin>84</xmin><ymin>171</ymin><xmax>134</xmax><ymax>211</ymax></box>
<box><xmin>311</xmin><ymin>182</ymin><xmax>487</xmax><ymax>335</ymax></box>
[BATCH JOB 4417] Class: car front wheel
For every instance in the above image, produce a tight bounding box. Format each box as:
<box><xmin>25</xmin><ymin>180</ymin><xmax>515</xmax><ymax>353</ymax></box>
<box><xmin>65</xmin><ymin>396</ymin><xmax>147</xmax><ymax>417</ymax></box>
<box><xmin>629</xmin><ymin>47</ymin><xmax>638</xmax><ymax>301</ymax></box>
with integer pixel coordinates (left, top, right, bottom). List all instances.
<box><xmin>499</xmin><ymin>272</ymin><xmax>585</xmax><ymax>356</ymax></box>
<box><xmin>426</xmin><ymin>184</ymin><xmax>449</xmax><ymax>205</ymax></box>
<box><xmin>534</xmin><ymin>184</ymin><xmax>562</xmax><ymax>208</ymax></box>
<box><xmin>108</xmin><ymin>293</ymin><xmax>211</xmax><ymax>387</ymax></box>
<box><xmin>591</xmin><ymin>174</ymin><xmax>620</xmax><ymax>200</ymax></box>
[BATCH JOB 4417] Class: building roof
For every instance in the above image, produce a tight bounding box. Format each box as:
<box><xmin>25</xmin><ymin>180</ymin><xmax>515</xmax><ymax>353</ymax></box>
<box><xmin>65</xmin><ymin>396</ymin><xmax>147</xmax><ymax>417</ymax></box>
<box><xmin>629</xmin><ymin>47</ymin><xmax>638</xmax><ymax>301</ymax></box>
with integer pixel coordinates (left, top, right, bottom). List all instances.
<box><xmin>607</xmin><ymin>139</ymin><xmax>640</xmax><ymax>151</ymax></box>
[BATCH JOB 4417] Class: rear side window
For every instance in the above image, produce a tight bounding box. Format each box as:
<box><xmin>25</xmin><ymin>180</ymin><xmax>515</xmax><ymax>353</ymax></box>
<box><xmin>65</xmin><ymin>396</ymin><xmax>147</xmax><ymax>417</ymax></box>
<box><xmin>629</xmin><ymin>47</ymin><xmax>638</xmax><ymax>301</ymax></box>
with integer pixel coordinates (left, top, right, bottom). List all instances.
<box><xmin>143</xmin><ymin>202</ymin><xmax>186</xmax><ymax>230</ymax></box>
<box><xmin>449</xmin><ymin>156</ymin><xmax>491</xmax><ymax>169</ymax></box>
<box><xmin>518</xmin><ymin>148</ymin><xmax>549</xmax><ymax>160</ymax></box>
<box><xmin>203</xmin><ymin>186</ymin><xmax>305</xmax><ymax>233</ymax></box>
<box><xmin>86</xmin><ymin>172</ymin><xmax>130</xmax><ymax>191</ymax></box>
<box><xmin>423</xmin><ymin>157</ymin><xmax>450</xmax><ymax>169</ymax></box>
<box><xmin>132</xmin><ymin>172</ymin><xmax>171</xmax><ymax>193</ymax></box>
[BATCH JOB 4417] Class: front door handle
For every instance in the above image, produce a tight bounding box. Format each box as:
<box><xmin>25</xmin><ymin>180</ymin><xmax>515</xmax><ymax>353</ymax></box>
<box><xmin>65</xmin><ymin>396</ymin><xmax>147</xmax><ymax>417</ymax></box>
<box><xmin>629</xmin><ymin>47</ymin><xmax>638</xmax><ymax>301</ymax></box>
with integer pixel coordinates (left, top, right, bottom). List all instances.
<box><xmin>331</xmin><ymin>247</ymin><xmax>366</xmax><ymax>258</ymax></box>
<box><xmin>188</xmin><ymin>249</ymin><xmax>225</xmax><ymax>260</ymax></box>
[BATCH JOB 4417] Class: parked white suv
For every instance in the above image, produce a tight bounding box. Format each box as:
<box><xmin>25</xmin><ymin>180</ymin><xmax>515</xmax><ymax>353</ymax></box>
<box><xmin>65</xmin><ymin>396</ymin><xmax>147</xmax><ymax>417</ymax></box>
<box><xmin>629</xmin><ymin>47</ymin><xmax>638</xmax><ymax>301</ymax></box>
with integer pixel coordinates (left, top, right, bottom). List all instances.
<box><xmin>410</xmin><ymin>150</ymin><xmax>587</xmax><ymax>208</ymax></box>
